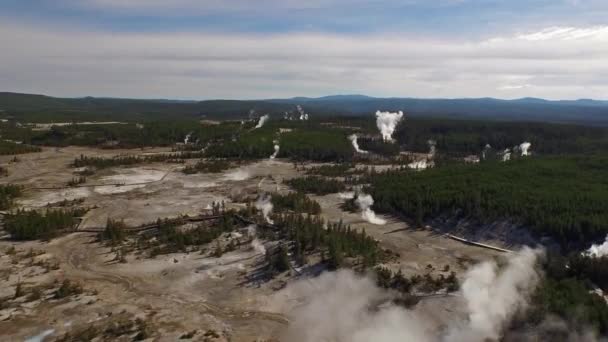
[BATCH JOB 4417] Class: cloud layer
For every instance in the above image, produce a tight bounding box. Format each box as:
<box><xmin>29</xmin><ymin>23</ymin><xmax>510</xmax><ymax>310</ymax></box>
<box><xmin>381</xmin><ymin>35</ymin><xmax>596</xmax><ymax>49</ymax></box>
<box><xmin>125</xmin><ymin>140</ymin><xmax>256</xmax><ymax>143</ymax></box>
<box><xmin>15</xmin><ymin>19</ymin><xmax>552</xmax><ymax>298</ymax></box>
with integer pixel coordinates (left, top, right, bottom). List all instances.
<box><xmin>1</xmin><ymin>20</ymin><xmax>607</xmax><ymax>99</ymax></box>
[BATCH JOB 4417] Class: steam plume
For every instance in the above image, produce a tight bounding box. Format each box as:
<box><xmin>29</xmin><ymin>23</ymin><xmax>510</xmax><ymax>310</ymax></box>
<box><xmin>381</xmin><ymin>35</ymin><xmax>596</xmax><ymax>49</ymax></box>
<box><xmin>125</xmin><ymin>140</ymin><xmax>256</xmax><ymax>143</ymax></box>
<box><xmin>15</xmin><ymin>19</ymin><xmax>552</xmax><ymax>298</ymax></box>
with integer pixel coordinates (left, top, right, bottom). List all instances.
<box><xmin>428</xmin><ymin>139</ymin><xmax>437</xmax><ymax>158</ymax></box>
<box><xmin>446</xmin><ymin>247</ymin><xmax>543</xmax><ymax>341</ymax></box>
<box><xmin>255</xmin><ymin>114</ymin><xmax>270</xmax><ymax>129</ymax></box>
<box><xmin>502</xmin><ymin>149</ymin><xmax>512</xmax><ymax>162</ymax></box>
<box><xmin>183</xmin><ymin>132</ymin><xmax>193</xmax><ymax>144</ymax></box>
<box><xmin>255</xmin><ymin>194</ymin><xmax>274</xmax><ymax>225</ymax></box>
<box><xmin>355</xmin><ymin>194</ymin><xmax>386</xmax><ymax>225</ymax></box>
<box><xmin>375</xmin><ymin>110</ymin><xmax>404</xmax><ymax>142</ymax></box>
<box><xmin>272</xmin><ymin>248</ymin><xmax>543</xmax><ymax>342</ymax></box>
<box><xmin>583</xmin><ymin>235</ymin><xmax>608</xmax><ymax>257</ymax></box>
<box><xmin>481</xmin><ymin>144</ymin><xmax>492</xmax><ymax>160</ymax></box>
<box><xmin>270</xmin><ymin>140</ymin><xmax>280</xmax><ymax>159</ymax></box>
<box><xmin>408</xmin><ymin>159</ymin><xmax>429</xmax><ymax>170</ymax></box>
<box><xmin>520</xmin><ymin>142</ymin><xmax>532</xmax><ymax>156</ymax></box>
<box><xmin>349</xmin><ymin>134</ymin><xmax>368</xmax><ymax>154</ymax></box>
<box><xmin>245</xmin><ymin>224</ymin><xmax>266</xmax><ymax>255</ymax></box>
<box><xmin>297</xmin><ymin>105</ymin><xmax>309</xmax><ymax>120</ymax></box>
<box><xmin>273</xmin><ymin>270</ymin><xmax>432</xmax><ymax>342</ymax></box>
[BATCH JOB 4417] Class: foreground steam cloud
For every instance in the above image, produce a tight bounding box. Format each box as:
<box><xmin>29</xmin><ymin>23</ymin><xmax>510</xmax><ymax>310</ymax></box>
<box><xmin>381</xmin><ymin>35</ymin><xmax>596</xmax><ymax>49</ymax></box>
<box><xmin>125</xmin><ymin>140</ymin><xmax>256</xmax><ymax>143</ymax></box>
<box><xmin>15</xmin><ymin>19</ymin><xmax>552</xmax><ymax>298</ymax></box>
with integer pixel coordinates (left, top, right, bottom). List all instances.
<box><xmin>375</xmin><ymin>110</ymin><xmax>404</xmax><ymax>142</ymax></box>
<box><xmin>273</xmin><ymin>247</ymin><xmax>543</xmax><ymax>342</ymax></box>
<box><xmin>348</xmin><ymin>134</ymin><xmax>368</xmax><ymax>154</ymax></box>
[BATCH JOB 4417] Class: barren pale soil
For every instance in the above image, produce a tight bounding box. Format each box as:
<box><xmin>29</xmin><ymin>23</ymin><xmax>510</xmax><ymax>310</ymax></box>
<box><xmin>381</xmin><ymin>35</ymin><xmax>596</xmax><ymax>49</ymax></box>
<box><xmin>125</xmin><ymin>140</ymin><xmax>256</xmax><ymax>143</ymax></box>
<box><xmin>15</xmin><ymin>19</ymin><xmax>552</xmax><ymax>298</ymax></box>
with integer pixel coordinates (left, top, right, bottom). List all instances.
<box><xmin>0</xmin><ymin>147</ymin><xmax>501</xmax><ymax>341</ymax></box>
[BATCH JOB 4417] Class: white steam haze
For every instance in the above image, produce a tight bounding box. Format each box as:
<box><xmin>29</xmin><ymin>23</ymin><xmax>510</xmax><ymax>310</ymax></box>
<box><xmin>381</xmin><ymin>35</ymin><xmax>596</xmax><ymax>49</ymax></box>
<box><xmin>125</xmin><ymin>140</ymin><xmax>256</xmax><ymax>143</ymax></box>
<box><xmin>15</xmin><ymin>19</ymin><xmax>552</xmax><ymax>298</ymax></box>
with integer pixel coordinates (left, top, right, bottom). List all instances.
<box><xmin>348</xmin><ymin>134</ymin><xmax>368</xmax><ymax>154</ymax></box>
<box><xmin>223</xmin><ymin>168</ymin><xmax>251</xmax><ymax>181</ymax></box>
<box><xmin>244</xmin><ymin>224</ymin><xmax>266</xmax><ymax>255</ymax></box>
<box><xmin>255</xmin><ymin>194</ymin><xmax>274</xmax><ymax>225</ymax></box>
<box><xmin>255</xmin><ymin>114</ymin><xmax>269</xmax><ymax>129</ymax></box>
<box><xmin>502</xmin><ymin>149</ymin><xmax>512</xmax><ymax>162</ymax></box>
<box><xmin>583</xmin><ymin>235</ymin><xmax>608</xmax><ymax>258</ymax></box>
<box><xmin>355</xmin><ymin>193</ymin><xmax>386</xmax><ymax>225</ymax></box>
<box><xmin>520</xmin><ymin>142</ymin><xmax>532</xmax><ymax>156</ymax></box>
<box><xmin>408</xmin><ymin>159</ymin><xmax>429</xmax><ymax>170</ymax></box>
<box><xmin>338</xmin><ymin>191</ymin><xmax>355</xmax><ymax>199</ymax></box>
<box><xmin>271</xmin><ymin>248</ymin><xmax>543</xmax><ymax>342</ymax></box>
<box><xmin>428</xmin><ymin>139</ymin><xmax>437</xmax><ymax>158</ymax></box>
<box><xmin>375</xmin><ymin>111</ymin><xmax>404</xmax><ymax>142</ymax></box>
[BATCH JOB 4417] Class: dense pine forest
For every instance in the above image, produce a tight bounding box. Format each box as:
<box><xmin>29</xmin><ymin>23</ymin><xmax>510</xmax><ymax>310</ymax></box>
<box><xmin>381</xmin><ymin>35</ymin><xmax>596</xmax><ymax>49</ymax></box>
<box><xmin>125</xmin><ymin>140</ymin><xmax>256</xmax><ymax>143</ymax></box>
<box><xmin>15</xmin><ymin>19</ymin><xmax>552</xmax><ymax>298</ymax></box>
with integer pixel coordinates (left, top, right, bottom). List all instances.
<box><xmin>393</xmin><ymin>118</ymin><xmax>608</xmax><ymax>156</ymax></box>
<box><xmin>5</xmin><ymin>208</ymin><xmax>87</xmax><ymax>240</ymax></box>
<box><xmin>368</xmin><ymin>156</ymin><xmax>608</xmax><ymax>249</ymax></box>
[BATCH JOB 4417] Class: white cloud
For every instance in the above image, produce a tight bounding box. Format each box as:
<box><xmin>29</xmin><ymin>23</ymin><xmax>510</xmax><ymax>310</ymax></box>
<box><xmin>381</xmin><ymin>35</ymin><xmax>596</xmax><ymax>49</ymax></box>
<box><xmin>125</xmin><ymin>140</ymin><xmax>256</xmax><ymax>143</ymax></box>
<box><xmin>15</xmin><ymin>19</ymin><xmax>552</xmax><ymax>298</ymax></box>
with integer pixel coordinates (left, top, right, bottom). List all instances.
<box><xmin>1</xmin><ymin>21</ymin><xmax>607</xmax><ymax>99</ymax></box>
<box><xmin>516</xmin><ymin>26</ymin><xmax>608</xmax><ymax>41</ymax></box>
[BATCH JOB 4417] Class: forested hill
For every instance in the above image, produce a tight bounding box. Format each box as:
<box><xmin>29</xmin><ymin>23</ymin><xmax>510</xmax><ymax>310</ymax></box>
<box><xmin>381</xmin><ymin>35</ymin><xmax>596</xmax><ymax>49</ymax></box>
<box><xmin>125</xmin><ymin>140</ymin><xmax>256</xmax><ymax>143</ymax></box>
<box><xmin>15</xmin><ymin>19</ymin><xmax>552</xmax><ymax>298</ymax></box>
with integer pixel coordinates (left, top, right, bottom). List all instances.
<box><xmin>368</xmin><ymin>156</ymin><xmax>608</xmax><ymax>250</ymax></box>
<box><xmin>1</xmin><ymin>92</ymin><xmax>608</xmax><ymax>125</ymax></box>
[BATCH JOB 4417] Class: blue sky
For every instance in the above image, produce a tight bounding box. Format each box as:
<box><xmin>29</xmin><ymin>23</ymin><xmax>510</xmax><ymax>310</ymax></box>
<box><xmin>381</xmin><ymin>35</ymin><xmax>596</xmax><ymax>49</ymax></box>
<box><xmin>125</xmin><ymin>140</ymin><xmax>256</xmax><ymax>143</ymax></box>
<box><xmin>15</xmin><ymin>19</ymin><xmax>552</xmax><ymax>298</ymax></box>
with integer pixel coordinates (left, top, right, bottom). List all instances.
<box><xmin>1</xmin><ymin>0</ymin><xmax>607</xmax><ymax>99</ymax></box>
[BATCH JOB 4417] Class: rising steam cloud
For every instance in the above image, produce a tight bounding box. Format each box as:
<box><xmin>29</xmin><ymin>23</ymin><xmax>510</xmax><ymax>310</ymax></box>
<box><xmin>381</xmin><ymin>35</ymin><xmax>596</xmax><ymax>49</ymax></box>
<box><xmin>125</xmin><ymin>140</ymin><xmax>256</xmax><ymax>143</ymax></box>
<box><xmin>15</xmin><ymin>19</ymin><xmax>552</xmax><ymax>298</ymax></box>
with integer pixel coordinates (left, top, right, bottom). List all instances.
<box><xmin>520</xmin><ymin>142</ymin><xmax>532</xmax><ymax>156</ymax></box>
<box><xmin>245</xmin><ymin>224</ymin><xmax>266</xmax><ymax>255</ymax></box>
<box><xmin>297</xmin><ymin>105</ymin><xmax>309</xmax><ymax>120</ymax></box>
<box><xmin>272</xmin><ymin>248</ymin><xmax>543</xmax><ymax>342</ymax></box>
<box><xmin>356</xmin><ymin>193</ymin><xmax>386</xmax><ymax>225</ymax></box>
<box><xmin>502</xmin><ymin>148</ymin><xmax>512</xmax><ymax>162</ymax></box>
<box><xmin>183</xmin><ymin>131</ymin><xmax>193</xmax><ymax>144</ymax></box>
<box><xmin>255</xmin><ymin>114</ymin><xmax>270</xmax><ymax>129</ymax></box>
<box><xmin>255</xmin><ymin>194</ymin><xmax>274</xmax><ymax>225</ymax></box>
<box><xmin>445</xmin><ymin>247</ymin><xmax>543</xmax><ymax>341</ymax></box>
<box><xmin>428</xmin><ymin>139</ymin><xmax>437</xmax><ymax>158</ymax></box>
<box><xmin>481</xmin><ymin>144</ymin><xmax>492</xmax><ymax>160</ymax></box>
<box><xmin>270</xmin><ymin>140</ymin><xmax>280</xmax><ymax>159</ymax></box>
<box><xmin>583</xmin><ymin>235</ymin><xmax>608</xmax><ymax>258</ymax></box>
<box><xmin>375</xmin><ymin>110</ymin><xmax>404</xmax><ymax>142</ymax></box>
<box><xmin>349</xmin><ymin>134</ymin><xmax>368</xmax><ymax>154</ymax></box>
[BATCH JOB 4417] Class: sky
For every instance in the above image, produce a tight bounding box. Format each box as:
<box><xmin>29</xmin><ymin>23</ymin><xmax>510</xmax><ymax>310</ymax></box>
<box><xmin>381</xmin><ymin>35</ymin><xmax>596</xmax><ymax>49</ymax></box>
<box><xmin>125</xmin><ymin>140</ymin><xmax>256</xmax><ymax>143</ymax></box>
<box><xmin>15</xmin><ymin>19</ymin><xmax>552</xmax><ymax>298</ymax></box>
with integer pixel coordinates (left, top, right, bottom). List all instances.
<box><xmin>1</xmin><ymin>0</ymin><xmax>608</xmax><ymax>100</ymax></box>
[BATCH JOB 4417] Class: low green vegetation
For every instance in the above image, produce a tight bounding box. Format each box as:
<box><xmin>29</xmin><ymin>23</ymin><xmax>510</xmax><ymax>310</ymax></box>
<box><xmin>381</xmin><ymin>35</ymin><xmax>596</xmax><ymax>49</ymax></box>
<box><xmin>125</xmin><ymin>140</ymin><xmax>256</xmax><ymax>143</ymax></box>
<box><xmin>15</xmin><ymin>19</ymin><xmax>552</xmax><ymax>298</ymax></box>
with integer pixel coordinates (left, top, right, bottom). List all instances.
<box><xmin>305</xmin><ymin>164</ymin><xmax>354</xmax><ymax>177</ymax></box>
<box><xmin>0</xmin><ymin>184</ymin><xmax>22</xmax><ymax>210</ymax></box>
<box><xmin>272</xmin><ymin>214</ymin><xmax>386</xmax><ymax>269</ymax></box>
<box><xmin>375</xmin><ymin>266</ymin><xmax>459</xmax><ymax>294</ymax></box>
<box><xmin>203</xmin><ymin>126</ymin><xmax>275</xmax><ymax>160</ymax></box>
<box><xmin>144</xmin><ymin>213</ymin><xmax>239</xmax><ymax>256</ymax></box>
<box><xmin>72</xmin><ymin>151</ymin><xmax>204</xmax><ymax>169</ymax></box>
<box><xmin>285</xmin><ymin>176</ymin><xmax>346</xmax><ymax>195</ymax></box>
<box><xmin>514</xmin><ymin>254</ymin><xmax>608</xmax><ymax>336</ymax></box>
<box><xmin>182</xmin><ymin>159</ymin><xmax>232</xmax><ymax>174</ymax></box>
<box><xmin>0</xmin><ymin>140</ymin><xmax>41</xmax><ymax>155</ymax></box>
<box><xmin>5</xmin><ymin>208</ymin><xmax>86</xmax><ymax>240</ymax></box>
<box><xmin>99</xmin><ymin>219</ymin><xmax>129</xmax><ymax>246</ymax></box>
<box><xmin>270</xmin><ymin>192</ymin><xmax>322</xmax><ymax>214</ymax></box>
<box><xmin>369</xmin><ymin>156</ymin><xmax>608</xmax><ymax>249</ymax></box>
<box><xmin>394</xmin><ymin>118</ymin><xmax>608</xmax><ymax>156</ymax></box>
<box><xmin>279</xmin><ymin>129</ymin><xmax>353</xmax><ymax>162</ymax></box>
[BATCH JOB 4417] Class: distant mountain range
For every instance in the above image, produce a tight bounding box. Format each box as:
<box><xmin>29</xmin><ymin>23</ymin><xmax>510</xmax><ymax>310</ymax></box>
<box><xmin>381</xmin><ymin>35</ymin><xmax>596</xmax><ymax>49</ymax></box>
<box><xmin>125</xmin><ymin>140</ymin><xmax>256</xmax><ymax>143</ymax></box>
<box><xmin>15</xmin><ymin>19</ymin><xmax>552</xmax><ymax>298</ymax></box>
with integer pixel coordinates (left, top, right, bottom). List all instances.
<box><xmin>1</xmin><ymin>92</ymin><xmax>607</xmax><ymax>125</ymax></box>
